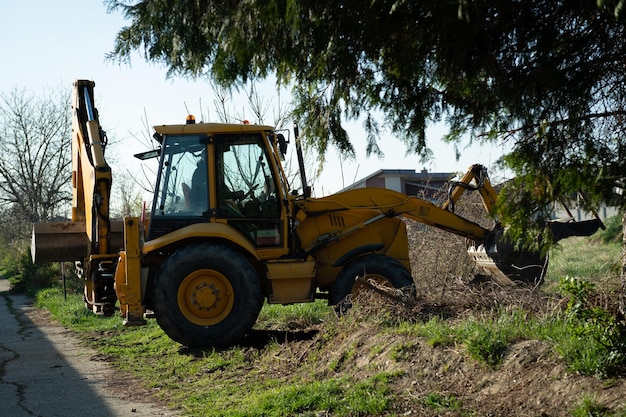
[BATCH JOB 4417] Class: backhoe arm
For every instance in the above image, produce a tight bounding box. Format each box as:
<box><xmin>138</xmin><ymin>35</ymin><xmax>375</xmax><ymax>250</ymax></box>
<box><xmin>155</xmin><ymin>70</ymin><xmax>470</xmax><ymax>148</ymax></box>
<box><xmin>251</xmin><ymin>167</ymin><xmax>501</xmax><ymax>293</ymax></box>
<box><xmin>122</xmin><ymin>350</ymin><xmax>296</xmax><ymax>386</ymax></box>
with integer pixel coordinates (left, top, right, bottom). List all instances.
<box><xmin>71</xmin><ymin>80</ymin><xmax>113</xmax><ymax>256</ymax></box>
<box><xmin>31</xmin><ymin>80</ymin><xmax>122</xmax><ymax>315</ymax></box>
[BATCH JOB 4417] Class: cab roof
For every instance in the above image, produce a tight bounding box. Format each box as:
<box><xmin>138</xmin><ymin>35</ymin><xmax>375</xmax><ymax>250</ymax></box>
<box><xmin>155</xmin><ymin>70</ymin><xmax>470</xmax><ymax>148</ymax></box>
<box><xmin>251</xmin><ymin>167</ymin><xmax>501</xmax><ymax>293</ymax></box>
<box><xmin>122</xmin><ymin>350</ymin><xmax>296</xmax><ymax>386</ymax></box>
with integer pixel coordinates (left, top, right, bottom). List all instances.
<box><xmin>153</xmin><ymin>122</ymin><xmax>275</xmax><ymax>135</ymax></box>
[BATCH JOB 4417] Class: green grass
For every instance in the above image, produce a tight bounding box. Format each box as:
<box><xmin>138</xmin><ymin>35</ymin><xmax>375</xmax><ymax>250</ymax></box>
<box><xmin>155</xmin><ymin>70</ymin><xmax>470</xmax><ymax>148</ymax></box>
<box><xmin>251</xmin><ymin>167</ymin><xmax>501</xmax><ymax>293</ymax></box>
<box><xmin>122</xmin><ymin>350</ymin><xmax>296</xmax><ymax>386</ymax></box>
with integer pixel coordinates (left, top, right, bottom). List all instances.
<box><xmin>239</xmin><ymin>373</ymin><xmax>395</xmax><ymax>417</ymax></box>
<box><xmin>36</xmin><ymin>288</ymin><xmax>126</xmax><ymax>332</ymax></box>
<box><xmin>545</xmin><ymin>237</ymin><xmax>621</xmax><ymax>291</ymax></box>
<box><xmin>255</xmin><ymin>299</ymin><xmax>333</xmax><ymax>330</ymax></box>
<box><xmin>35</xmin><ymin>288</ymin><xmax>399</xmax><ymax>416</ymax></box>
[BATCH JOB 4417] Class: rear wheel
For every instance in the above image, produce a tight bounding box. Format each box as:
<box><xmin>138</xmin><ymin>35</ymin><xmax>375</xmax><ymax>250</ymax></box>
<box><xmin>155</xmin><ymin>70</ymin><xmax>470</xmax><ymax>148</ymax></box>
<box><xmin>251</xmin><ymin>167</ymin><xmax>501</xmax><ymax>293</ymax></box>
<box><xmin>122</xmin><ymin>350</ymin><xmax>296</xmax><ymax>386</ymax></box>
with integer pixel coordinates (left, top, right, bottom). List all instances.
<box><xmin>151</xmin><ymin>243</ymin><xmax>263</xmax><ymax>348</ymax></box>
<box><xmin>330</xmin><ymin>254</ymin><xmax>413</xmax><ymax>306</ymax></box>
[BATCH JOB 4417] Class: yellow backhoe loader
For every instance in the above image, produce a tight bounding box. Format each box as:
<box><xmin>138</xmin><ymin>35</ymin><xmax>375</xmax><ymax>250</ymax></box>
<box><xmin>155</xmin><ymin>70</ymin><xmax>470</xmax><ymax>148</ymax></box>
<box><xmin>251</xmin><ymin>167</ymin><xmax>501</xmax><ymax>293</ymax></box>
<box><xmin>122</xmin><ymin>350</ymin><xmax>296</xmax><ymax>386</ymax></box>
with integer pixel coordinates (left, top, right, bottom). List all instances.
<box><xmin>31</xmin><ymin>80</ymin><xmax>603</xmax><ymax>347</ymax></box>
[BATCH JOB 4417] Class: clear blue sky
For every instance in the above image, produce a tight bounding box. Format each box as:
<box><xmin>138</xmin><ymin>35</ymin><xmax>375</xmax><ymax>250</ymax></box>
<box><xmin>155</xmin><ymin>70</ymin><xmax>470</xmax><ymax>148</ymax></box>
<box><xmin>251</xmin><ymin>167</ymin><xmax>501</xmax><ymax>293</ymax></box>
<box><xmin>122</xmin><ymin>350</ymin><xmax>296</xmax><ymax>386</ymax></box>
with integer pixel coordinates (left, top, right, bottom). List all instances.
<box><xmin>0</xmin><ymin>0</ymin><xmax>508</xmax><ymax>198</ymax></box>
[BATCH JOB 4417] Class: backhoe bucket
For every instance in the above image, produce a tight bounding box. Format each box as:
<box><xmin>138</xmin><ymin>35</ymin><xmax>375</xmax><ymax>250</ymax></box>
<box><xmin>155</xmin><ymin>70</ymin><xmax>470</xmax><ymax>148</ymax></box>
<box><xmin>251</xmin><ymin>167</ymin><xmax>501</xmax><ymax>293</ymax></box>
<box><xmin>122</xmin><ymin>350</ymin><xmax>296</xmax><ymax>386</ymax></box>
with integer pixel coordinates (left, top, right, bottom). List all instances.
<box><xmin>32</xmin><ymin>222</ymin><xmax>88</xmax><ymax>263</ymax></box>
<box><xmin>31</xmin><ymin>221</ymin><xmax>124</xmax><ymax>263</ymax></box>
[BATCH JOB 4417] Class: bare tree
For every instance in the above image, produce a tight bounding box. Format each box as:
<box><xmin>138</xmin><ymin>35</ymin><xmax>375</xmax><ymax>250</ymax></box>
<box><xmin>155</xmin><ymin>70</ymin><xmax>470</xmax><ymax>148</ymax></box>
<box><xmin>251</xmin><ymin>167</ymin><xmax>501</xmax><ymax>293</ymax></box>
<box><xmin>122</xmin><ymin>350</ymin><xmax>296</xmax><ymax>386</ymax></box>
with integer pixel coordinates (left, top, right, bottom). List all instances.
<box><xmin>110</xmin><ymin>171</ymin><xmax>145</xmax><ymax>218</ymax></box>
<box><xmin>207</xmin><ymin>81</ymin><xmax>321</xmax><ymax>194</ymax></box>
<box><xmin>106</xmin><ymin>109</ymin><xmax>160</xmax><ymax>216</ymax></box>
<box><xmin>0</xmin><ymin>86</ymin><xmax>72</xmax><ymax>232</ymax></box>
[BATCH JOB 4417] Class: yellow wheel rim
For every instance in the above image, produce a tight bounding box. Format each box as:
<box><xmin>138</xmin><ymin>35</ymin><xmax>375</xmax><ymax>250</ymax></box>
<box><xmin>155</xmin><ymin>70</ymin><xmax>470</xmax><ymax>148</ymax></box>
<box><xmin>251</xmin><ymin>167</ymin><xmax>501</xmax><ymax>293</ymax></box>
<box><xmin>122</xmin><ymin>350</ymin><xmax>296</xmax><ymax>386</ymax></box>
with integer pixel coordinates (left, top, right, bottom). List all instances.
<box><xmin>177</xmin><ymin>269</ymin><xmax>235</xmax><ymax>326</ymax></box>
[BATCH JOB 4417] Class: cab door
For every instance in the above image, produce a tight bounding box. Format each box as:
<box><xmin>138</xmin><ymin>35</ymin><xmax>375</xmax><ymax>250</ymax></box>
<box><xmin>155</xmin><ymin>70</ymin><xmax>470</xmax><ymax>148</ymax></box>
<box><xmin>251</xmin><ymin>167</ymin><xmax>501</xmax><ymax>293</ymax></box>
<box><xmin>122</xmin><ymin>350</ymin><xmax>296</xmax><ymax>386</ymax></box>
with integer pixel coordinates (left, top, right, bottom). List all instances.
<box><xmin>212</xmin><ymin>133</ymin><xmax>287</xmax><ymax>250</ymax></box>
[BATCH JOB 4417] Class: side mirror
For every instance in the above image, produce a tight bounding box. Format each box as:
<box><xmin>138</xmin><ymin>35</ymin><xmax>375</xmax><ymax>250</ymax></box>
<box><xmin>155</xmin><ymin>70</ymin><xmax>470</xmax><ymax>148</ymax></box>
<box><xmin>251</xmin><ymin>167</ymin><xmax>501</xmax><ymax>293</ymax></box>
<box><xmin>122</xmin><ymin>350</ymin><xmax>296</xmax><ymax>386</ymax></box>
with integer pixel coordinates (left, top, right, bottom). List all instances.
<box><xmin>277</xmin><ymin>134</ymin><xmax>288</xmax><ymax>158</ymax></box>
<box><xmin>134</xmin><ymin>148</ymin><xmax>161</xmax><ymax>160</ymax></box>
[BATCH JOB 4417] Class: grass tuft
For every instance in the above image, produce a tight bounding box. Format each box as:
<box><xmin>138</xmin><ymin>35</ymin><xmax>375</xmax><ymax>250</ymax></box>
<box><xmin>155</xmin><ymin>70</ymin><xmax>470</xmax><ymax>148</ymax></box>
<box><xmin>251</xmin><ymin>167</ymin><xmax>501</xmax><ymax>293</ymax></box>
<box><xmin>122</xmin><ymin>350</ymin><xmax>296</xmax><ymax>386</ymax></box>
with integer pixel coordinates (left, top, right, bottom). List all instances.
<box><xmin>422</xmin><ymin>392</ymin><xmax>462</xmax><ymax>411</ymax></box>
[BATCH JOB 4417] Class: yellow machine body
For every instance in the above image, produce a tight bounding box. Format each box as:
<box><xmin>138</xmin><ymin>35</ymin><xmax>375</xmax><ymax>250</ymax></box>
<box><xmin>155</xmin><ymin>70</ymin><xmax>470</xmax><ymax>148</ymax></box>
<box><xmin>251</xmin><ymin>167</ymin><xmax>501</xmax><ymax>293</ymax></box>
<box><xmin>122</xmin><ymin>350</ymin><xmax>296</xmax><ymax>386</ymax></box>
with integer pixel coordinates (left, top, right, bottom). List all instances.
<box><xmin>31</xmin><ymin>80</ymin><xmax>604</xmax><ymax>347</ymax></box>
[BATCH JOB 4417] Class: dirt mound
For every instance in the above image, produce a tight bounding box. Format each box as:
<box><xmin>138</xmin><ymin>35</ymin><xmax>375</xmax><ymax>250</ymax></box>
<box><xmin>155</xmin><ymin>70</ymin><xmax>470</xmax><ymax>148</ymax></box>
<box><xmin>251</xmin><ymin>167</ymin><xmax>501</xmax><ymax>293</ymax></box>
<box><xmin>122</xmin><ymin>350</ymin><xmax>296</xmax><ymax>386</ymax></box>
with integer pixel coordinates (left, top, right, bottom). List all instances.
<box><xmin>265</xmin><ymin>277</ymin><xmax>625</xmax><ymax>417</ymax></box>
<box><xmin>285</xmin><ymin>316</ymin><xmax>625</xmax><ymax>416</ymax></box>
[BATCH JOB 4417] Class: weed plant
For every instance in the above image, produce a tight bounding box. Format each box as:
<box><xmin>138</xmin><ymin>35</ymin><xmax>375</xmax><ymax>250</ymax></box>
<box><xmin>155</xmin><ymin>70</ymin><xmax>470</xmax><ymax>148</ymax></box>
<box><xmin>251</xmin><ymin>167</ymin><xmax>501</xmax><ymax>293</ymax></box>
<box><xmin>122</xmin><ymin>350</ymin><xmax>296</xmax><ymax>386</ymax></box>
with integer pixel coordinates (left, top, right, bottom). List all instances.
<box><xmin>571</xmin><ymin>396</ymin><xmax>626</xmax><ymax>417</ymax></box>
<box><xmin>422</xmin><ymin>392</ymin><xmax>462</xmax><ymax>411</ymax></box>
<box><xmin>2</xmin><ymin>245</ymin><xmax>58</xmax><ymax>294</ymax></box>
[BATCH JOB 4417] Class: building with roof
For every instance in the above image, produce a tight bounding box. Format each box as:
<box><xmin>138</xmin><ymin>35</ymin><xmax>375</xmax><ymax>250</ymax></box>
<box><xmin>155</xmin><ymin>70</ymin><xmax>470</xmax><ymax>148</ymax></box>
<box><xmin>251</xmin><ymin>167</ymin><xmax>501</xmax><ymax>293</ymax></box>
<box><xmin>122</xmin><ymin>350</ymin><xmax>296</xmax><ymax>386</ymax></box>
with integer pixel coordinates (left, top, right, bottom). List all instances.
<box><xmin>341</xmin><ymin>168</ymin><xmax>454</xmax><ymax>202</ymax></box>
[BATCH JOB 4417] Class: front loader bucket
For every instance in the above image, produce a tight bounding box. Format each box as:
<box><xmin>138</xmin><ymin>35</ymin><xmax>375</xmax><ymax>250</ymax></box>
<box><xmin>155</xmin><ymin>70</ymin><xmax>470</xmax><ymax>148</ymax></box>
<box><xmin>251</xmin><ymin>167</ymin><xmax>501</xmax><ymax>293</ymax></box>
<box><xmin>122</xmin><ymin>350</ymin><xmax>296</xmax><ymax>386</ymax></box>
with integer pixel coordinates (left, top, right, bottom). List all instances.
<box><xmin>31</xmin><ymin>221</ymin><xmax>124</xmax><ymax>263</ymax></box>
<box><xmin>467</xmin><ymin>218</ymin><xmax>604</xmax><ymax>286</ymax></box>
<box><xmin>548</xmin><ymin>218</ymin><xmax>604</xmax><ymax>241</ymax></box>
<box><xmin>467</xmin><ymin>229</ymin><xmax>547</xmax><ymax>286</ymax></box>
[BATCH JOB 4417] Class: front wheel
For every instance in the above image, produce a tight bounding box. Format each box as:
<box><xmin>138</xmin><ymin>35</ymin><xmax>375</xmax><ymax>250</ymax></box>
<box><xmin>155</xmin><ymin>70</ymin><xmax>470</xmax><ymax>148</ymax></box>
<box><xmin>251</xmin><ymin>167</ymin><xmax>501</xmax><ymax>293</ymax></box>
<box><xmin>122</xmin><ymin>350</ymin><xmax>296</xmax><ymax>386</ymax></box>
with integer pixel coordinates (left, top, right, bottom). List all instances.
<box><xmin>330</xmin><ymin>254</ymin><xmax>413</xmax><ymax>306</ymax></box>
<box><xmin>151</xmin><ymin>243</ymin><xmax>263</xmax><ymax>348</ymax></box>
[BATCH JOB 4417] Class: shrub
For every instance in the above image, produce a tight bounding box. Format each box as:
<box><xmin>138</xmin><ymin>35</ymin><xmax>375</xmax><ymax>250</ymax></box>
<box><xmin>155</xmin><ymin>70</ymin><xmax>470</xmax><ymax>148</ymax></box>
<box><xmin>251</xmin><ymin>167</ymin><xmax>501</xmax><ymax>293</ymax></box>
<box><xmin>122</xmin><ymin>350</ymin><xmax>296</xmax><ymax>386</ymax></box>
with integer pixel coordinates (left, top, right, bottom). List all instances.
<box><xmin>556</xmin><ymin>277</ymin><xmax>626</xmax><ymax>378</ymax></box>
<box><xmin>0</xmin><ymin>243</ymin><xmax>59</xmax><ymax>294</ymax></box>
<box><xmin>592</xmin><ymin>212</ymin><xmax>624</xmax><ymax>244</ymax></box>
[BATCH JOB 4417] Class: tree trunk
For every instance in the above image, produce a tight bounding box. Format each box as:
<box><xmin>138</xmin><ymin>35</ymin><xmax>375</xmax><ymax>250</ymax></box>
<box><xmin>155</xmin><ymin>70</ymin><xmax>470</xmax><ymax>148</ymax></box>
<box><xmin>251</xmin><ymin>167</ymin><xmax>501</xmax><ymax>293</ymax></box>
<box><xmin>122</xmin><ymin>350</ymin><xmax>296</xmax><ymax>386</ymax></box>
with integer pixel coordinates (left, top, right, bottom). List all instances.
<box><xmin>621</xmin><ymin>210</ymin><xmax>626</xmax><ymax>323</ymax></box>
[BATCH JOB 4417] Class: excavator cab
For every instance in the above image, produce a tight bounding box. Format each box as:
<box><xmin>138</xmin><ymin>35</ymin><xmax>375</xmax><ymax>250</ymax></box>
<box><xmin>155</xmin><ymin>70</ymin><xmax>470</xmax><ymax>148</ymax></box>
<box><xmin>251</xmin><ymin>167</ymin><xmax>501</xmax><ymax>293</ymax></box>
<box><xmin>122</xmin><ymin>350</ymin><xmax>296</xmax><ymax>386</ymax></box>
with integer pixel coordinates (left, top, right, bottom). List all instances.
<box><xmin>147</xmin><ymin>124</ymin><xmax>290</xmax><ymax>249</ymax></box>
<box><xmin>213</xmin><ymin>134</ymin><xmax>285</xmax><ymax>246</ymax></box>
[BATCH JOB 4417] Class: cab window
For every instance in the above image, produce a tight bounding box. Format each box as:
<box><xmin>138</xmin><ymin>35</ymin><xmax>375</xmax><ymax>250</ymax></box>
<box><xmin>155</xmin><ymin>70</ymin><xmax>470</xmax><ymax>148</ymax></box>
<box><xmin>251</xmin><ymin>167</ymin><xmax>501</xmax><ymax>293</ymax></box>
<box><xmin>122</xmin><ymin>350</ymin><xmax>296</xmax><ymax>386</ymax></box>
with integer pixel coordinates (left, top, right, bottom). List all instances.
<box><xmin>215</xmin><ymin>134</ymin><xmax>283</xmax><ymax>246</ymax></box>
<box><xmin>153</xmin><ymin>135</ymin><xmax>207</xmax><ymax>216</ymax></box>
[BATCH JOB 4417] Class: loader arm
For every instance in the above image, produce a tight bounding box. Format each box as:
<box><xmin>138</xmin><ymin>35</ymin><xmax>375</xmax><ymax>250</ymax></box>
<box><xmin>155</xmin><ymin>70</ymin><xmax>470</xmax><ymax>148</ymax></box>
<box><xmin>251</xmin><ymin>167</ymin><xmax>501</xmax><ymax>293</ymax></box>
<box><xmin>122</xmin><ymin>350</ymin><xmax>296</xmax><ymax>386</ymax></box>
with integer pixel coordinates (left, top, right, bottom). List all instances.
<box><xmin>296</xmin><ymin>164</ymin><xmax>505</xmax><ymax>250</ymax></box>
<box><xmin>294</xmin><ymin>183</ymin><xmax>534</xmax><ymax>283</ymax></box>
<box><xmin>298</xmin><ymin>187</ymin><xmax>490</xmax><ymax>244</ymax></box>
<box><xmin>297</xmin><ymin>163</ymin><xmax>603</xmax><ymax>285</ymax></box>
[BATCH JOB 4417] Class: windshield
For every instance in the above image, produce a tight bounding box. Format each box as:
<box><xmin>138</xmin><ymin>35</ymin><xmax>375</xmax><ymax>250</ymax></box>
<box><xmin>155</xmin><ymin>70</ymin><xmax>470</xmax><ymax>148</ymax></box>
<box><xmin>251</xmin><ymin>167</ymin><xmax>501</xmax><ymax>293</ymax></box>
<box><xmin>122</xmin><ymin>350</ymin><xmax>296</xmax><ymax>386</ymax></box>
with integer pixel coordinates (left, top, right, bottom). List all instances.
<box><xmin>153</xmin><ymin>135</ymin><xmax>207</xmax><ymax>216</ymax></box>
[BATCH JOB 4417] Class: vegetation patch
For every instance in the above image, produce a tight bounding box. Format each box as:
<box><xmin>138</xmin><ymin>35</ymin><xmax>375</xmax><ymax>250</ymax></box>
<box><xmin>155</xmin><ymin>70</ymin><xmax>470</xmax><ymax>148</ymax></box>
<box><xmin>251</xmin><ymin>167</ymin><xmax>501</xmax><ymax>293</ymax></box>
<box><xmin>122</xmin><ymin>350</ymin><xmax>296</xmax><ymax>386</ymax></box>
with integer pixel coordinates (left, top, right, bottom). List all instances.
<box><xmin>422</xmin><ymin>392</ymin><xmax>462</xmax><ymax>412</ymax></box>
<box><xmin>570</xmin><ymin>396</ymin><xmax>626</xmax><ymax>417</ymax></box>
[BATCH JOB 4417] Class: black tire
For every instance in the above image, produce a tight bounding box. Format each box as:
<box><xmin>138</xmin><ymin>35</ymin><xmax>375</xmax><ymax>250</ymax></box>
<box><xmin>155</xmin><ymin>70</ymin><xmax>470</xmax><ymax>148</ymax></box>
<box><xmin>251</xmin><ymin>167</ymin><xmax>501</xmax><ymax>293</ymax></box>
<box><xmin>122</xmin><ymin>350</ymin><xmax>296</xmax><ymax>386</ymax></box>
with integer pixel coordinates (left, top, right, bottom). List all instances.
<box><xmin>330</xmin><ymin>254</ymin><xmax>413</xmax><ymax>306</ymax></box>
<box><xmin>151</xmin><ymin>243</ymin><xmax>263</xmax><ymax>348</ymax></box>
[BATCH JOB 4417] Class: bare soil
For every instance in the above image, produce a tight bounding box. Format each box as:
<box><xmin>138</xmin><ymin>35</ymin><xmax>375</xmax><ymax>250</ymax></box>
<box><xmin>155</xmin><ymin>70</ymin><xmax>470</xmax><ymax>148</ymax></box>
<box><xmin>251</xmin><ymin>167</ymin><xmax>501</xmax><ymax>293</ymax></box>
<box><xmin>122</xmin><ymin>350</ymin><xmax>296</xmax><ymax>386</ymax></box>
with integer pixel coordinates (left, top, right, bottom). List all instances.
<box><xmin>324</xmin><ymin>323</ymin><xmax>625</xmax><ymax>417</ymax></box>
<box><xmin>247</xmin><ymin>281</ymin><xmax>626</xmax><ymax>417</ymax></box>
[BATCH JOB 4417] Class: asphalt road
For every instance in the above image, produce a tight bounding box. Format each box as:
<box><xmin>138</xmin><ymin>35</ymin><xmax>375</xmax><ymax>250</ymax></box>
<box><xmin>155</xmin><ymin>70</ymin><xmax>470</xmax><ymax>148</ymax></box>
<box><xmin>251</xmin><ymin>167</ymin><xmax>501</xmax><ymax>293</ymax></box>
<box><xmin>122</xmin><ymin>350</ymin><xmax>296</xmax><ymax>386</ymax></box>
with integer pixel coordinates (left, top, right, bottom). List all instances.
<box><xmin>0</xmin><ymin>278</ymin><xmax>177</xmax><ymax>417</ymax></box>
